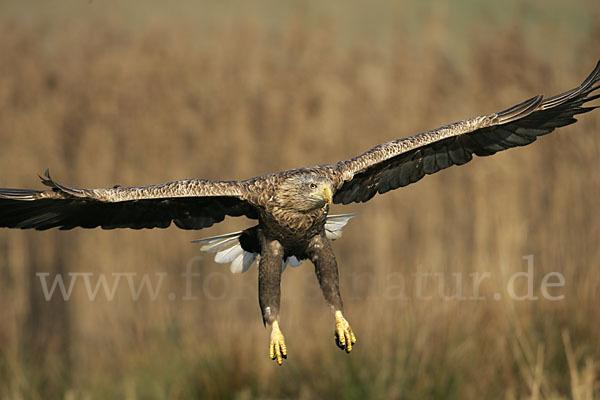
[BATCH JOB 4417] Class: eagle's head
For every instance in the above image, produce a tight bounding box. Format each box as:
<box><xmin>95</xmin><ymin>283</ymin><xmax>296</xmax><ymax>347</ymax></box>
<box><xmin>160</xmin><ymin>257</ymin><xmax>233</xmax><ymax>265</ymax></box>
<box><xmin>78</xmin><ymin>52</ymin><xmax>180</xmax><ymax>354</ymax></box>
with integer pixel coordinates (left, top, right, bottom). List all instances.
<box><xmin>275</xmin><ymin>175</ymin><xmax>333</xmax><ymax>212</ymax></box>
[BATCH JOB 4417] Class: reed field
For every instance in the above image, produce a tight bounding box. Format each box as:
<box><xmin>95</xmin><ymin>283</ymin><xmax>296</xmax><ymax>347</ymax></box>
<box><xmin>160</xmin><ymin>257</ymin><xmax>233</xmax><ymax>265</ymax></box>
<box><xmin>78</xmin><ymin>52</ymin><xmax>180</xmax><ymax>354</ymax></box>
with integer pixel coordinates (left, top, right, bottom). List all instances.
<box><xmin>0</xmin><ymin>1</ymin><xmax>599</xmax><ymax>399</ymax></box>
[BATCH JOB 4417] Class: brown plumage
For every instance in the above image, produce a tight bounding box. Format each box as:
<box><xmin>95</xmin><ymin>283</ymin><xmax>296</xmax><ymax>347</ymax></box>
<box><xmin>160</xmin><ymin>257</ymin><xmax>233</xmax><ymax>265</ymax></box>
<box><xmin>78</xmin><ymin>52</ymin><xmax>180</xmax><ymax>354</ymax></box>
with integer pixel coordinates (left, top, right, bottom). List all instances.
<box><xmin>1</xmin><ymin>59</ymin><xmax>599</xmax><ymax>365</ymax></box>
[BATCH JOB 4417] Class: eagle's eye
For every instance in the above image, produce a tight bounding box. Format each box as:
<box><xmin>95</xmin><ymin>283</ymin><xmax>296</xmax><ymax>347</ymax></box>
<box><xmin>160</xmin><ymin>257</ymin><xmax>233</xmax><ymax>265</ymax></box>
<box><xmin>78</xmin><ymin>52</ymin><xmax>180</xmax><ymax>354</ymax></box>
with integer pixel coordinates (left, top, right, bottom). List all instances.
<box><xmin>309</xmin><ymin>183</ymin><xmax>317</xmax><ymax>189</ymax></box>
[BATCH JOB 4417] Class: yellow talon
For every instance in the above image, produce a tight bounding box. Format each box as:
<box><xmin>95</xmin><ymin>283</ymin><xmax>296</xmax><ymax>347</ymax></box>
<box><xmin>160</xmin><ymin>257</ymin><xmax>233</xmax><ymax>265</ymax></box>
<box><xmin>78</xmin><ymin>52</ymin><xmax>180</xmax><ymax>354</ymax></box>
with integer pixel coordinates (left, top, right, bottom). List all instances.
<box><xmin>334</xmin><ymin>310</ymin><xmax>357</xmax><ymax>353</ymax></box>
<box><xmin>269</xmin><ymin>321</ymin><xmax>287</xmax><ymax>365</ymax></box>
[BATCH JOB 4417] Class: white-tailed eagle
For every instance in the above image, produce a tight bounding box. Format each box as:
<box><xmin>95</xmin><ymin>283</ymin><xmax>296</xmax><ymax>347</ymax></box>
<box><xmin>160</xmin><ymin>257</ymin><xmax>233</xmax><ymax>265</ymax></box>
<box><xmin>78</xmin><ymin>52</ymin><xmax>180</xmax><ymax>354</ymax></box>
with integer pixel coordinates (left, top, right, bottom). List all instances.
<box><xmin>1</xmin><ymin>60</ymin><xmax>599</xmax><ymax>365</ymax></box>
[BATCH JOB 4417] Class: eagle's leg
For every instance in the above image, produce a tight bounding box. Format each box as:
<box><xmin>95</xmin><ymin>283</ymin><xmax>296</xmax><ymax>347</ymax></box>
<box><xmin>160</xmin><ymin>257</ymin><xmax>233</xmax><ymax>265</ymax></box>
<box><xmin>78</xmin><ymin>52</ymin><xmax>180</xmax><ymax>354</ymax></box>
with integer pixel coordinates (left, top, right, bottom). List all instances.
<box><xmin>258</xmin><ymin>233</ymin><xmax>287</xmax><ymax>365</ymax></box>
<box><xmin>307</xmin><ymin>234</ymin><xmax>357</xmax><ymax>353</ymax></box>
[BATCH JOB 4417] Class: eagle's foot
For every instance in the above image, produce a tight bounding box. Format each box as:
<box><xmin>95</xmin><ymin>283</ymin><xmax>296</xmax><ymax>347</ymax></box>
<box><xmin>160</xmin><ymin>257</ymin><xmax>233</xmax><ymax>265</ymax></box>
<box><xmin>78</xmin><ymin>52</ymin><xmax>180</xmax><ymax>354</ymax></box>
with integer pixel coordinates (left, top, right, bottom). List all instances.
<box><xmin>269</xmin><ymin>321</ymin><xmax>287</xmax><ymax>365</ymax></box>
<box><xmin>334</xmin><ymin>310</ymin><xmax>357</xmax><ymax>353</ymax></box>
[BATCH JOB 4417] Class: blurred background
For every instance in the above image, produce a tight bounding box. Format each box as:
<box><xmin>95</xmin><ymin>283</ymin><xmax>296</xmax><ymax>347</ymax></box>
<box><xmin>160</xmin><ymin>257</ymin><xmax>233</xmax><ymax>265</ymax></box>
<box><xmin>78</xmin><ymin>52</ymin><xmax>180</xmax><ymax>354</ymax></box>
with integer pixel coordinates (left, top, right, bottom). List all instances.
<box><xmin>0</xmin><ymin>0</ymin><xmax>599</xmax><ymax>398</ymax></box>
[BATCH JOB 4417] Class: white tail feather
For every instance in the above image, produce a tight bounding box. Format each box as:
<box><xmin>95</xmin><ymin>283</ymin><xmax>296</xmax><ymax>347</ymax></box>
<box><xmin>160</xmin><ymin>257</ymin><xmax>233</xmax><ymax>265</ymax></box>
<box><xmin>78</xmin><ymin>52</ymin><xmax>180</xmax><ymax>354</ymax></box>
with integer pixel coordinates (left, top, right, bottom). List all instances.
<box><xmin>214</xmin><ymin>245</ymin><xmax>244</xmax><ymax>264</ymax></box>
<box><xmin>192</xmin><ymin>231</ymin><xmax>243</xmax><ymax>253</ymax></box>
<box><xmin>287</xmin><ymin>255</ymin><xmax>302</xmax><ymax>267</ymax></box>
<box><xmin>281</xmin><ymin>255</ymin><xmax>304</xmax><ymax>272</ymax></box>
<box><xmin>194</xmin><ymin>213</ymin><xmax>357</xmax><ymax>274</ymax></box>
<box><xmin>230</xmin><ymin>252</ymin><xmax>256</xmax><ymax>274</ymax></box>
<box><xmin>324</xmin><ymin>213</ymin><xmax>358</xmax><ymax>240</ymax></box>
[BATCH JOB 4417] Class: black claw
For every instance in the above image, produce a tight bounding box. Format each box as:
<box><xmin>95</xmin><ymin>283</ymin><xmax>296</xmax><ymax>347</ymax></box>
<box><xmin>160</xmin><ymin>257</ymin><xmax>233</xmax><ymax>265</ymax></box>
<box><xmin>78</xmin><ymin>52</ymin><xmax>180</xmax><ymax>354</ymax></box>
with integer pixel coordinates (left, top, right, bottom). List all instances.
<box><xmin>335</xmin><ymin>334</ymin><xmax>346</xmax><ymax>351</ymax></box>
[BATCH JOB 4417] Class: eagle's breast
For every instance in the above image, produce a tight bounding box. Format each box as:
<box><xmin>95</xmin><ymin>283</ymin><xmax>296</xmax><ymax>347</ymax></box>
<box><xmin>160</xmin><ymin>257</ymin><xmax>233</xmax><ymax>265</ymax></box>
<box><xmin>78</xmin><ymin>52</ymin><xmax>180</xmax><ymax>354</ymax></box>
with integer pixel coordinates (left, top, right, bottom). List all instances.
<box><xmin>259</xmin><ymin>203</ymin><xmax>329</xmax><ymax>251</ymax></box>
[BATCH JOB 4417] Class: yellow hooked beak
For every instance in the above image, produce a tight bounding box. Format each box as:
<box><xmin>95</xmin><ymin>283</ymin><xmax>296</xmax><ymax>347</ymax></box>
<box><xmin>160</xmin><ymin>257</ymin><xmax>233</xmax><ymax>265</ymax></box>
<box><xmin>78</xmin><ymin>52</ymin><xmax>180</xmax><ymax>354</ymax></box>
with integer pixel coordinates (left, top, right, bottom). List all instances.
<box><xmin>320</xmin><ymin>185</ymin><xmax>333</xmax><ymax>204</ymax></box>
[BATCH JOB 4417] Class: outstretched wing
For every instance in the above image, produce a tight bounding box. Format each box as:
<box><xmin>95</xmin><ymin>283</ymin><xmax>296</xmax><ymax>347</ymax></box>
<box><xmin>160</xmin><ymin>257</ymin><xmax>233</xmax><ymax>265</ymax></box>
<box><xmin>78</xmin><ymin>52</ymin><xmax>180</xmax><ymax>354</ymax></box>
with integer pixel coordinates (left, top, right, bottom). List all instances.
<box><xmin>0</xmin><ymin>170</ymin><xmax>257</xmax><ymax>230</ymax></box>
<box><xmin>333</xmin><ymin>60</ymin><xmax>600</xmax><ymax>204</ymax></box>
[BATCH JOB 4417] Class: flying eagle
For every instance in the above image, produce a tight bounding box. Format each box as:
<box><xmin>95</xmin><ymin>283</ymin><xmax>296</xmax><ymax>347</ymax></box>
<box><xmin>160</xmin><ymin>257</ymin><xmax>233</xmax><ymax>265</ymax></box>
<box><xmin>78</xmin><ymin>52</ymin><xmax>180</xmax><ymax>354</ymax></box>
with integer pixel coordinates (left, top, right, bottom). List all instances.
<box><xmin>1</xmin><ymin>60</ymin><xmax>599</xmax><ymax>365</ymax></box>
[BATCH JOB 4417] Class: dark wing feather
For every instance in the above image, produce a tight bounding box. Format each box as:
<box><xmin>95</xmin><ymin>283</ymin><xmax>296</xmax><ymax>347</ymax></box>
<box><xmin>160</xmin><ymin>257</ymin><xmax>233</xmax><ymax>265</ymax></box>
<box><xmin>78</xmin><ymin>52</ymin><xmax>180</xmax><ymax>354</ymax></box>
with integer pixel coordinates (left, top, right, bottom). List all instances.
<box><xmin>333</xmin><ymin>60</ymin><xmax>600</xmax><ymax>204</ymax></box>
<box><xmin>0</xmin><ymin>171</ymin><xmax>257</xmax><ymax>230</ymax></box>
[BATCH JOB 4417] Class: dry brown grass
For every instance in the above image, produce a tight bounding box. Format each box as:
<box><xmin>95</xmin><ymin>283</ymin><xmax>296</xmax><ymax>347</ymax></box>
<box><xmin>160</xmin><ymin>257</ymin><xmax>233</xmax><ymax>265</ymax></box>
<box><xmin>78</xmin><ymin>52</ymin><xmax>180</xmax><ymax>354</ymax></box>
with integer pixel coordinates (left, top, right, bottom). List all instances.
<box><xmin>0</xmin><ymin>2</ymin><xmax>599</xmax><ymax>399</ymax></box>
